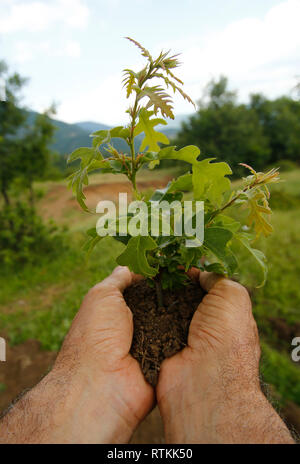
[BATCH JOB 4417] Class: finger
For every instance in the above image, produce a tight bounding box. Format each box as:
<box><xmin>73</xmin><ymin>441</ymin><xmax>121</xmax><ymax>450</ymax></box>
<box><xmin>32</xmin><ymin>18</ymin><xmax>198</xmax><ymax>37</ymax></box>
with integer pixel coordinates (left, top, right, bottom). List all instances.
<box><xmin>187</xmin><ymin>268</ymin><xmax>225</xmax><ymax>290</ymax></box>
<box><xmin>101</xmin><ymin>266</ymin><xmax>144</xmax><ymax>293</ymax></box>
<box><xmin>199</xmin><ymin>271</ymin><xmax>226</xmax><ymax>292</ymax></box>
<box><xmin>186</xmin><ymin>267</ymin><xmax>200</xmax><ymax>282</ymax></box>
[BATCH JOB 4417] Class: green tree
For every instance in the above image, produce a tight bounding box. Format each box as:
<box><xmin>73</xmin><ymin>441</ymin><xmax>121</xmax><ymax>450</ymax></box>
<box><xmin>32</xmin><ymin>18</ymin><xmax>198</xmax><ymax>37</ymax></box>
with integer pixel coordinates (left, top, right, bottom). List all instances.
<box><xmin>21</xmin><ymin>107</ymin><xmax>56</xmax><ymax>205</ymax></box>
<box><xmin>0</xmin><ymin>60</ymin><xmax>27</xmax><ymax>205</ymax></box>
<box><xmin>0</xmin><ymin>61</ymin><xmax>56</xmax><ymax>206</ymax></box>
<box><xmin>175</xmin><ymin>77</ymin><xmax>271</xmax><ymax>174</ymax></box>
<box><xmin>250</xmin><ymin>93</ymin><xmax>300</xmax><ymax>164</ymax></box>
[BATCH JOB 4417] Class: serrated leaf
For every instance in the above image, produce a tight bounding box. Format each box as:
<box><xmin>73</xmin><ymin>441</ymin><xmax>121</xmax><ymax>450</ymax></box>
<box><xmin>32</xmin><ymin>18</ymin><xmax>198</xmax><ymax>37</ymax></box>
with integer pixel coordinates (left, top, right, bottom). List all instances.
<box><xmin>134</xmin><ymin>109</ymin><xmax>169</xmax><ymax>151</ymax></box>
<box><xmin>116</xmin><ymin>235</ymin><xmax>158</xmax><ymax>277</ymax></box>
<box><xmin>67</xmin><ymin>147</ymin><xmax>98</xmax><ymax>165</ymax></box>
<box><xmin>122</xmin><ymin>69</ymin><xmax>137</xmax><ymax>98</ymax></box>
<box><xmin>91</xmin><ymin>126</ymin><xmax>130</xmax><ymax>149</ymax></box>
<box><xmin>138</xmin><ymin>85</ymin><xmax>174</xmax><ymax>119</ymax></box>
<box><xmin>126</xmin><ymin>37</ymin><xmax>153</xmax><ymax>63</ymax></box>
<box><xmin>192</xmin><ymin>158</ymin><xmax>232</xmax><ymax>207</ymax></box>
<box><xmin>157</xmin><ymin>145</ymin><xmax>200</xmax><ymax>164</ymax></box>
<box><xmin>247</xmin><ymin>195</ymin><xmax>273</xmax><ymax>238</ymax></box>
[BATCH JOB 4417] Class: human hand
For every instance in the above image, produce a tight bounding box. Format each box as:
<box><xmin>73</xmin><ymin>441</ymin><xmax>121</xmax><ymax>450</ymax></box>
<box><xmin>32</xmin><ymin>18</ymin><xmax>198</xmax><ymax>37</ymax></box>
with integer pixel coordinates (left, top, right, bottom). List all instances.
<box><xmin>157</xmin><ymin>270</ymin><xmax>294</xmax><ymax>444</ymax></box>
<box><xmin>0</xmin><ymin>266</ymin><xmax>154</xmax><ymax>444</ymax></box>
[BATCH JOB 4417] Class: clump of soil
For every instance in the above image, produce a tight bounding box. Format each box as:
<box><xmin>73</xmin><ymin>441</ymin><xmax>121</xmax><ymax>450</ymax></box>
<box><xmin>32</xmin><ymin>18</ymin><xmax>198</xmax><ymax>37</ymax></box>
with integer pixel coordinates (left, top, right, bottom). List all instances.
<box><xmin>124</xmin><ymin>279</ymin><xmax>205</xmax><ymax>386</ymax></box>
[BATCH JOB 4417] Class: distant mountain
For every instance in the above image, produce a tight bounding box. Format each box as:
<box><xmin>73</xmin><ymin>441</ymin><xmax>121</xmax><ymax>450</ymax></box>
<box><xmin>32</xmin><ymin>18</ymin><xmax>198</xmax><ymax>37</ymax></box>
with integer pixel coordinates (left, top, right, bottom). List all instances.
<box><xmin>75</xmin><ymin>121</ymin><xmax>111</xmax><ymax>133</ymax></box>
<box><xmin>25</xmin><ymin>111</ymin><xmax>192</xmax><ymax>157</ymax></box>
<box><xmin>158</xmin><ymin>113</ymin><xmax>192</xmax><ymax>131</ymax></box>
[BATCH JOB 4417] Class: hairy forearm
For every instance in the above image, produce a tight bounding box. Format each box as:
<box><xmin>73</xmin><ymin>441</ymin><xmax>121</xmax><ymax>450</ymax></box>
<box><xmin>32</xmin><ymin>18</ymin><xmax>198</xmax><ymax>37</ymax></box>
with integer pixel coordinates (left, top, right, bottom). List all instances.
<box><xmin>159</xmin><ymin>365</ymin><xmax>294</xmax><ymax>444</ymax></box>
<box><xmin>0</xmin><ymin>367</ymin><xmax>134</xmax><ymax>444</ymax></box>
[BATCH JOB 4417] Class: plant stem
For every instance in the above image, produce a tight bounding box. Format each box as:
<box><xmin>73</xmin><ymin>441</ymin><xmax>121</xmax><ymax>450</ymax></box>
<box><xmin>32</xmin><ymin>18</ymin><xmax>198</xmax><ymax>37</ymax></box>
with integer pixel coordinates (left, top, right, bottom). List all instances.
<box><xmin>154</xmin><ymin>270</ymin><xmax>165</xmax><ymax>309</ymax></box>
<box><xmin>206</xmin><ymin>182</ymin><xmax>256</xmax><ymax>226</ymax></box>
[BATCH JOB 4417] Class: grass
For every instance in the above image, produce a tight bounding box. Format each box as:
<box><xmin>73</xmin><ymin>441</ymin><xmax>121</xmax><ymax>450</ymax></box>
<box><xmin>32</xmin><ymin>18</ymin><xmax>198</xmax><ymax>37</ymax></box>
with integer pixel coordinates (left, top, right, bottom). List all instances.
<box><xmin>0</xmin><ymin>236</ymin><xmax>123</xmax><ymax>350</ymax></box>
<box><xmin>0</xmin><ymin>384</ymin><xmax>6</xmax><ymax>393</ymax></box>
<box><xmin>1</xmin><ymin>167</ymin><xmax>300</xmax><ymax>406</ymax></box>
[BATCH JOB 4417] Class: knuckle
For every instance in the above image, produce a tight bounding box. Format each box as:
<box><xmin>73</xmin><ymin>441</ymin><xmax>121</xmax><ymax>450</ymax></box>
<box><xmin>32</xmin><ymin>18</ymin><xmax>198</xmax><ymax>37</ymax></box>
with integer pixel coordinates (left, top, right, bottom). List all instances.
<box><xmin>215</xmin><ymin>279</ymin><xmax>251</xmax><ymax>310</ymax></box>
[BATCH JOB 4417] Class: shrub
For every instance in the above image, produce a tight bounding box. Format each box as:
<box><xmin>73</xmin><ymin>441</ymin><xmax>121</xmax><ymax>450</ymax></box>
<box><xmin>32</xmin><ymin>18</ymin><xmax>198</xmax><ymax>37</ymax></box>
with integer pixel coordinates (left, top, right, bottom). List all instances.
<box><xmin>0</xmin><ymin>201</ymin><xmax>67</xmax><ymax>267</ymax></box>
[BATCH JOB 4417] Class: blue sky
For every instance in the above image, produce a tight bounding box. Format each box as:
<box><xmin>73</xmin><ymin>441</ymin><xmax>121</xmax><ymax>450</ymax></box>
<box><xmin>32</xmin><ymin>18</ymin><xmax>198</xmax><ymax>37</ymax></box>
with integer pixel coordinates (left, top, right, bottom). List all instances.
<box><xmin>0</xmin><ymin>0</ymin><xmax>299</xmax><ymax>125</ymax></box>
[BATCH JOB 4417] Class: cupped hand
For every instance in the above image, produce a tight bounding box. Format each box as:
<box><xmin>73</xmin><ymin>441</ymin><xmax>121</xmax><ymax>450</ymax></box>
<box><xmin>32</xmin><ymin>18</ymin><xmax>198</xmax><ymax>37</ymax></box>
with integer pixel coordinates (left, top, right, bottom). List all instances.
<box><xmin>46</xmin><ymin>266</ymin><xmax>155</xmax><ymax>443</ymax></box>
<box><xmin>156</xmin><ymin>269</ymin><xmax>293</xmax><ymax>443</ymax></box>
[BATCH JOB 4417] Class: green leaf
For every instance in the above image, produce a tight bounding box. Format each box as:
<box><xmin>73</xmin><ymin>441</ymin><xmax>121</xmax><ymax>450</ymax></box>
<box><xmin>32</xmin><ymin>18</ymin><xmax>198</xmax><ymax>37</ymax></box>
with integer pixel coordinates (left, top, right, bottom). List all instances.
<box><xmin>116</xmin><ymin>235</ymin><xmax>158</xmax><ymax>277</ymax></box>
<box><xmin>204</xmin><ymin>262</ymin><xmax>227</xmax><ymax>274</ymax></box>
<box><xmin>192</xmin><ymin>158</ymin><xmax>232</xmax><ymax>207</ymax></box>
<box><xmin>247</xmin><ymin>194</ymin><xmax>273</xmax><ymax>238</ymax></box>
<box><xmin>149</xmin><ymin>173</ymin><xmax>192</xmax><ymax>202</ymax></box>
<box><xmin>138</xmin><ymin>85</ymin><xmax>174</xmax><ymax>119</ymax></box>
<box><xmin>134</xmin><ymin>109</ymin><xmax>169</xmax><ymax>151</ymax></box>
<box><xmin>91</xmin><ymin>126</ymin><xmax>130</xmax><ymax>148</ymax></box>
<box><xmin>67</xmin><ymin>147</ymin><xmax>98</xmax><ymax>165</ymax></box>
<box><xmin>204</xmin><ymin>227</ymin><xmax>233</xmax><ymax>260</ymax></box>
<box><xmin>83</xmin><ymin>231</ymin><xmax>104</xmax><ymax>256</ymax></box>
<box><xmin>213</xmin><ymin>214</ymin><xmax>241</xmax><ymax>233</ymax></box>
<box><xmin>204</xmin><ymin>226</ymin><xmax>237</xmax><ymax>274</ymax></box>
<box><xmin>232</xmin><ymin>233</ymin><xmax>267</xmax><ymax>287</ymax></box>
<box><xmin>91</xmin><ymin>129</ymin><xmax>111</xmax><ymax>147</ymax></box>
<box><xmin>168</xmin><ymin>173</ymin><xmax>193</xmax><ymax>192</ymax></box>
<box><xmin>68</xmin><ymin>167</ymin><xmax>89</xmax><ymax>212</ymax></box>
<box><xmin>157</xmin><ymin>145</ymin><xmax>200</xmax><ymax>164</ymax></box>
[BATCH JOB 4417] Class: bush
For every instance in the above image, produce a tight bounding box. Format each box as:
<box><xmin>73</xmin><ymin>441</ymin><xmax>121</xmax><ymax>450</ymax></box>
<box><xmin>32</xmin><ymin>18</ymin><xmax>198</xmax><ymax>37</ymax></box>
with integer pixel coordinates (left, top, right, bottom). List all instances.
<box><xmin>269</xmin><ymin>190</ymin><xmax>300</xmax><ymax>210</ymax></box>
<box><xmin>268</xmin><ymin>159</ymin><xmax>299</xmax><ymax>172</ymax></box>
<box><xmin>0</xmin><ymin>201</ymin><xmax>68</xmax><ymax>267</ymax></box>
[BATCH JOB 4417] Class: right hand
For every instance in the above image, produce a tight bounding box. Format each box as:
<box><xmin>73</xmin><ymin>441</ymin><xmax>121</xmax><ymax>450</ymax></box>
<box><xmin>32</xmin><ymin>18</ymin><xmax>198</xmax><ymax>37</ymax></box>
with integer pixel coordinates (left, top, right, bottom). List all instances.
<box><xmin>156</xmin><ymin>270</ymin><xmax>294</xmax><ymax>444</ymax></box>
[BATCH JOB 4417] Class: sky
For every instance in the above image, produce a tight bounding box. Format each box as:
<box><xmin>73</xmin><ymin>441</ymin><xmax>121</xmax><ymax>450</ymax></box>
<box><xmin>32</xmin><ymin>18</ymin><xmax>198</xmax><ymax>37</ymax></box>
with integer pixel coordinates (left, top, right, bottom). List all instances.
<box><xmin>0</xmin><ymin>0</ymin><xmax>299</xmax><ymax>125</ymax></box>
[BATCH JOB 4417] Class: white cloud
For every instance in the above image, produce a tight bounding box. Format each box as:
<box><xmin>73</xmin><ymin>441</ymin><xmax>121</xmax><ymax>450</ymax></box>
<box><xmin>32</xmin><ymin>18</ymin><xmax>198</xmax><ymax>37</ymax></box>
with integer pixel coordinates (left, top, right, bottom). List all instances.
<box><xmin>63</xmin><ymin>40</ymin><xmax>81</xmax><ymax>58</ymax></box>
<box><xmin>0</xmin><ymin>0</ymin><xmax>89</xmax><ymax>34</ymax></box>
<box><xmin>169</xmin><ymin>0</ymin><xmax>300</xmax><ymax>113</ymax></box>
<box><xmin>14</xmin><ymin>39</ymin><xmax>81</xmax><ymax>63</ymax></box>
<box><xmin>57</xmin><ymin>73</ymin><xmax>129</xmax><ymax>125</ymax></box>
<box><xmin>35</xmin><ymin>0</ymin><xmax>300</xmax><ymax>124</ymax></box>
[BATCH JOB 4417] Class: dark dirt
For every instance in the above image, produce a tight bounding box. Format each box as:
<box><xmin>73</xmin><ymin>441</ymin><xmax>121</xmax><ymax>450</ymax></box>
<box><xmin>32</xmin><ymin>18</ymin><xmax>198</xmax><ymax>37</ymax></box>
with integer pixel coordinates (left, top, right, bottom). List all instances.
<box><xmin>124</xmin><ymin>279</ymin><xmax>205</xmax><ymax>386</ymax></box>
<box><xmin>0</xmin><ymin>338</ymin><xmax>57</xmax><ymax>415</ymax></box>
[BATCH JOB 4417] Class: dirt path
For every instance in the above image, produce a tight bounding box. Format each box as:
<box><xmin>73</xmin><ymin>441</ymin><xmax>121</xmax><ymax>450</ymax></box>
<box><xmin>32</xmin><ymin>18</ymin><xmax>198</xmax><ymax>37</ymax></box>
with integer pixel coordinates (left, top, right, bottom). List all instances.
<box><xmin>39</xmin><ymin>176</ymin><xmax>172</xmax><ymax>224</ymax></box>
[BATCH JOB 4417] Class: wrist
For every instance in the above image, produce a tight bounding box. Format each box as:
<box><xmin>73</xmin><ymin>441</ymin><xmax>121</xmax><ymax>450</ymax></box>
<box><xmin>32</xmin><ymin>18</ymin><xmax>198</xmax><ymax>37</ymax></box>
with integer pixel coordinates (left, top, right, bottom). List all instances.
<box><xmin>158</xmin><ymin>358</ymin><xmax>262</xmax><ymax>443</ymax></box>
<box><xmin>1</xmin><ymin>365</ymin><xmax>136</xmax><ymax>444</ymax></box>
<box><xmin>158</xmin><ymin>359</ymin><xmax>293</xmax><ymax>444</ymax></box>
<box><xmin>45</xmin><ymin>364</ymin><xmax>136</xmax><ymax>443</ymax></box>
